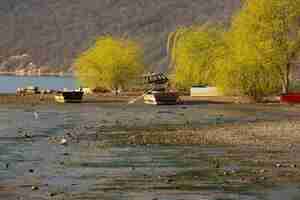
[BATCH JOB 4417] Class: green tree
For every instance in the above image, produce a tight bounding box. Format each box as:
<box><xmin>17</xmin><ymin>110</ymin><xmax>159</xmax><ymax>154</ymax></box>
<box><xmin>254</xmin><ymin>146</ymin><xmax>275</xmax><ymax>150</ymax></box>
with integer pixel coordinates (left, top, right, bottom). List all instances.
<box><xmin>74</xmin><ymin>36</ymin><xmax>145</xmax><ymax>94</ymax></box>
<box><xmin>167</xmin><ymin>25</ymin><xmax>224</xmax><ymax>90</ymax></box>
<box><xmin>216</xmin><ymin>0</ymin><xmax>300</xmax><ymax>99</ymax></box>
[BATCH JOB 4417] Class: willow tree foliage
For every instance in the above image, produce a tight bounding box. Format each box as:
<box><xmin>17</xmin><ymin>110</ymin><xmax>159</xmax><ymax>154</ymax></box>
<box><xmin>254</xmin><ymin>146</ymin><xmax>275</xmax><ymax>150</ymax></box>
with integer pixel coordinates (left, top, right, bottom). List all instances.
<box><xmin>167</xmin><ymin>25</ymin><xmax>224</xmax><ymax>90</ymax></box>
<box><xmin>216</xmin><ymin>0</ymin><xmax>300</xmax><ymax>99</ymax></box>
<box><xmin>74</xmin><ymin>36</ymin><xmax>145</xmax><ymax>93</ymax></box>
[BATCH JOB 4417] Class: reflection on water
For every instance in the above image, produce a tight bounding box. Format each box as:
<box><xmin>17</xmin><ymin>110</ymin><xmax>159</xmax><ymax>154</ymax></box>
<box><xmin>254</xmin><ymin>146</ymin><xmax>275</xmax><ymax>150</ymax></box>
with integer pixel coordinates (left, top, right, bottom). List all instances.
<box><xmin>0</xmin><ymin>103</ymin><xmax>300</xmax><ymax>199</ymax></box>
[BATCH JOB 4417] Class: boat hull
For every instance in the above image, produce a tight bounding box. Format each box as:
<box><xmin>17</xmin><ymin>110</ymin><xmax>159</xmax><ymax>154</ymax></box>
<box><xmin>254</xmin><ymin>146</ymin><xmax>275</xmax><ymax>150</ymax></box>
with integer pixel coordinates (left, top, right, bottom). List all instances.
<box><xmin>280</xmin><ymin>93</ymin><xmax>300</xmax><ymax>104</ymax></box>
<box><xmin>55</xmin><ymin>91</ymin><xmax>83</xmax><ymax>103</ymax></box>
<box><xmin>144</xmin><ymin>92</ymin><xmax>179</xmax><ymax>105</ymax></box>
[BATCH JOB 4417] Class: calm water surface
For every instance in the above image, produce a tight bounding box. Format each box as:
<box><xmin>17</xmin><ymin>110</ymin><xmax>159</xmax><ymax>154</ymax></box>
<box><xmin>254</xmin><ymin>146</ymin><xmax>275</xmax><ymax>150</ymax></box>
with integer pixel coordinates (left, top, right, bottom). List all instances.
<box><xmin>0</xmin><ymin>75</ymin><xmax>78</xmax><ymax>93</ymax></box>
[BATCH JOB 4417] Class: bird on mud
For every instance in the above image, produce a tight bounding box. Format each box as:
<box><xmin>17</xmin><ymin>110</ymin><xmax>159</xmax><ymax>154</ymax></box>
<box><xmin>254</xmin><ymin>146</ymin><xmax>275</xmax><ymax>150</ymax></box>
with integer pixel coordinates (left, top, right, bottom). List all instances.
<box><xmin>59</xmin><ymin>137</ymin><xmax>68</xmax><ymax>145</ymax></box>
<box><xmin>33</xmin><ymin>111</ymin><xmax>39</xmax><ymax>120</ymax></box>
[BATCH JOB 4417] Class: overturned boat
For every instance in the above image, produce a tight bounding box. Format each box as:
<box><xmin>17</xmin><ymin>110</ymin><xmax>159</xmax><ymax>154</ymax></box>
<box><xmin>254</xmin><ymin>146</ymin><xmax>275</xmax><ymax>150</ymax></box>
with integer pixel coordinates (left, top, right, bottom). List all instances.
<box><xmin>54</xmin><ymin>91</ymin><xmax>83</xmax><ymax>103</ymax></box>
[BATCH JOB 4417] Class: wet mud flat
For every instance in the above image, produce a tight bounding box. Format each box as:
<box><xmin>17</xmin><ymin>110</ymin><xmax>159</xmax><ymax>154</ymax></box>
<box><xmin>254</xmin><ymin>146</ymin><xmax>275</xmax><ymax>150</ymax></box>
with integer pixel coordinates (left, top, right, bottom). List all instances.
<box><xmin>0</xmin><ymin>93</ymin><xmax>272</xmax><ymax>105</ymax></box>
<box><xmin>1</xmin><ymin>103</ymin><xmax>300</xmax><ymax>199</ymax></box>
<box><xmin>0</xmin><ymin>93</ymin><xmax>133</xmax><ymax>104</ymax></box>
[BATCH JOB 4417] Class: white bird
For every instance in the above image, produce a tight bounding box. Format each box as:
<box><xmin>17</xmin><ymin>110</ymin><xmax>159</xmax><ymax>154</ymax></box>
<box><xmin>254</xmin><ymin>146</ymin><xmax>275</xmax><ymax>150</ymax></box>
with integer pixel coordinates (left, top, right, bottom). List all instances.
<box><xmin>33</xmin><ymin>112</ymin><xmax>39</xmax><ymax>120</ymax></box>
<box><xmin>59</xmin><ymin>138</ymin><xmax>68</xmax><ymax>145</ymax></box>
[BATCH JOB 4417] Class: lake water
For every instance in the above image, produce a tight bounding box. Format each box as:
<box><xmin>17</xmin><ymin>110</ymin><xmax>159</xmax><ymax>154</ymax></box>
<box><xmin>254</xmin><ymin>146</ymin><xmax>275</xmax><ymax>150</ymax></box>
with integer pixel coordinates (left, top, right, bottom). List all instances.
<box><xmin>0</xmin><ymin>75</ymin><xmax>78</xmax><ymax>93</ymax></box>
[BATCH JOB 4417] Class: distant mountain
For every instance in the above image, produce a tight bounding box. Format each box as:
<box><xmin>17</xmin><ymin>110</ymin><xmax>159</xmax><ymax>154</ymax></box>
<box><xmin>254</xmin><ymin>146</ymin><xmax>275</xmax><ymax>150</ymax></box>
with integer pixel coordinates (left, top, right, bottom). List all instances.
<box><xmin>0</xmin><ymin>0</ymin><xmax>240</xmax><ymax>73</ymax></box>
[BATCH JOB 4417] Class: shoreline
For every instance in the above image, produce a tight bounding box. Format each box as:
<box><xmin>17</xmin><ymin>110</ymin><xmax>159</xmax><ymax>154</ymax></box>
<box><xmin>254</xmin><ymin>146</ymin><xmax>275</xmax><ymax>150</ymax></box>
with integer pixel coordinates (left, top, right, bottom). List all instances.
<box><xmin>0</xmin><ymin>93</ymin><xmax>283</xmax><ymax>105</ymax></box>
<box><xmin>0</xmin><ymin>93</ymin><xmax>133</xmax><ymax>104</ymax></box>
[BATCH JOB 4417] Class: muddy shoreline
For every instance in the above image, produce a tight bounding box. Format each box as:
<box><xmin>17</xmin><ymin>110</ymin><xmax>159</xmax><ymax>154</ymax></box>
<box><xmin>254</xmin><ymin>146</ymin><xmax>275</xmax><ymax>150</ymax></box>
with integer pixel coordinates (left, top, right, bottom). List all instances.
<box><xmin>0</xmin><ymin>93</ymin><xmax>279</xmax><ymax>105</ymax></box>
<box><xmin>0</xmin><ymin>93</ymin><xmax>133</xmax><ymax>104</ymax></box>
<box><xmin>62</xmin><ymin>117</ymin><xmax>300</xmax><ymax>188</ymax></box>
<box><xmin>123</xmin><ymin>119</ymin><xmax>300</xmax><ymax>185</ymax></box>
<box><xmin>127</xmin><ymin>119</ymin><xmax>300</xmax><ymax>146</ymax></box>
<box><xmin>1</xmin><ymin>101</ymin><xmax>300</xmax><ymax>199</ymax></box>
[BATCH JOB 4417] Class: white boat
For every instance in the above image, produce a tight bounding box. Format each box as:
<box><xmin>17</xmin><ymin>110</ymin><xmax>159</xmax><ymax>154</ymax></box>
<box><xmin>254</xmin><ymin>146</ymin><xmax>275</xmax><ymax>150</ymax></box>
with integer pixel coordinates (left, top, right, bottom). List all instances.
<box><xmin>144</xmin><ymin>91</ymin><xmax>179</xmax><ymax>105</ymax></box>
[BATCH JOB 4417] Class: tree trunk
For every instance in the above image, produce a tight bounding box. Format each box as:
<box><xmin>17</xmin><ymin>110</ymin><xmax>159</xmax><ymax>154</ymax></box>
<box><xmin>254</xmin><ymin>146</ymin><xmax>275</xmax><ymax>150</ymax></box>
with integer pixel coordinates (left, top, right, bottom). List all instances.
<box><xmin>282</xmin><ymin>63</ymin><xmax>291</xmax><ymax>94</ymax></box>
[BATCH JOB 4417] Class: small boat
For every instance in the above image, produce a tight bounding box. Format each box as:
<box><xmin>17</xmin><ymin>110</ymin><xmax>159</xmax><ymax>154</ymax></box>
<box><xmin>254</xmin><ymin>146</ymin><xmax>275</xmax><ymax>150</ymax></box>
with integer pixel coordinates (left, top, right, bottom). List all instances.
<box><xmin>280</xmin><ymin>93</ymin><xmax>300</xmax><ymax>104</ymax></box>
<box><xmin>54</xmin><ymin>91</ymin><xmax>83</xmax><ymax>103</ymax></box>
<box><xmin>144</xmin><ymin>91</ymin><xmax>179</xmax><ymax>105</ymax></box>
<box><xmin>142</xmin><ymin>72</ymin><xmax>179</xmax><ymax>105</ymax></box>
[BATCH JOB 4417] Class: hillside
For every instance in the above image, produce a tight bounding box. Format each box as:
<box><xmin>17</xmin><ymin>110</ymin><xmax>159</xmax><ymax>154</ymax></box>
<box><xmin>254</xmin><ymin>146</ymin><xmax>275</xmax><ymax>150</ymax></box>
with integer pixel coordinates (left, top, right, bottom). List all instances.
<box><xmin>0</xmin><ymin>0</ymin><xmax>240</xmax><ymax>73</ymax></box>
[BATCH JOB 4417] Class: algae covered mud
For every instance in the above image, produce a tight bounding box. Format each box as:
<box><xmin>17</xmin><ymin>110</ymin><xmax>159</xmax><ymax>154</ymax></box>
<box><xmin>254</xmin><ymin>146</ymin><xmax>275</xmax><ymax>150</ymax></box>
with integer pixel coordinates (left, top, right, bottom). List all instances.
<box><xmin>1</xmin><ymin>103</ymin><xmax>300</xmax><ymax>199</ymax></box>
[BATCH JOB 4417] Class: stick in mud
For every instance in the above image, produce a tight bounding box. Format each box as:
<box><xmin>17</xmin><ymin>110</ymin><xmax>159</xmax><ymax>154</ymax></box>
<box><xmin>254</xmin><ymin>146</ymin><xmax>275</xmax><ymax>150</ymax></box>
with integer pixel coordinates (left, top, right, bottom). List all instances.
<box><xmin>128</xmin><ymin>88</ymin><xmax>153</xmax><ymax>104</ymax></box>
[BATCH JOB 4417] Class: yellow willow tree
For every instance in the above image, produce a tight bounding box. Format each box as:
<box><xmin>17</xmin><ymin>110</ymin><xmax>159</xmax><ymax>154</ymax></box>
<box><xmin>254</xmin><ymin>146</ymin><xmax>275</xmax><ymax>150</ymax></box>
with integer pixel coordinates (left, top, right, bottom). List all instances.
<box><xmin>217</xmin><ymin>0</ymin><xmax>300</xmax><ymax>99</ymax></box>
<box><xmin>167</xmin><ymin>25</ymin><xmax>225</xmax><ymax>90</ymax></box>
<box><xmin>74</xmin><ymin>36</ymin><xmax>145</xmax><ymax>94</ymax></box>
